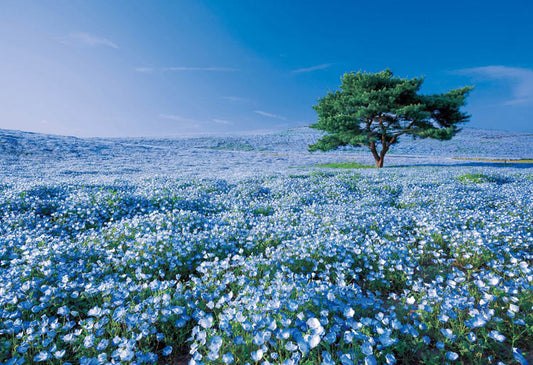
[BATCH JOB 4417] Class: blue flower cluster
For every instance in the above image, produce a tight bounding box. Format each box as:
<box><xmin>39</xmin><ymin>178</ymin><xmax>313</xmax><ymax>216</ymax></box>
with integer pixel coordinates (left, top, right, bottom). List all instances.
<box><xmin>0</xmin><ymin>165</ymin><xmax>532</xmax><ymax>364</ymax></box>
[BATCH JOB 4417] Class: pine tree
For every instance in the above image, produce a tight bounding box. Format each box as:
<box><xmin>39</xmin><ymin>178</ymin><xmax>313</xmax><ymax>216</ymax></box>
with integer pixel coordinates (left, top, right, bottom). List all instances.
<box><xmin>309</xmin><ymin>69</ymin><xmax>473</xmax><ymax>167</ymax></box>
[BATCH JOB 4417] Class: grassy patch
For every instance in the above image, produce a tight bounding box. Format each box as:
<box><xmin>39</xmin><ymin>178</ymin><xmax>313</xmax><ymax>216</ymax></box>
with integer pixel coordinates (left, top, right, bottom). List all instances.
<box><xmin>456</xmin><ymin>173</ymin><xmax>493</xmax><ymax>183</ymax></box>
<box><xmin>453</xmin><ymin>157</ymin><xmax>533</xmax><ymax>163</ymax></box>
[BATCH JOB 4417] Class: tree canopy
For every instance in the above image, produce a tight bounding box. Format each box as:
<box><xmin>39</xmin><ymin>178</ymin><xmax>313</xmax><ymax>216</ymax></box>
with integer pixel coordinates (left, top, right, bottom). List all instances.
<box><xmin>309</xmin><ymin>69</ymin><xmax>473</xmax><ymax>167</ymax></box>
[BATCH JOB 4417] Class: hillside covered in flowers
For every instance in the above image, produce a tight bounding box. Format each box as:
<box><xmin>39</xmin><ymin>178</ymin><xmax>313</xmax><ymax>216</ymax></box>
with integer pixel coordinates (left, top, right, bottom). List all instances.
<box><xmin>0</xmin><ymin>127</ymin><xmax>532</xmax><ymax>364</ymax></box>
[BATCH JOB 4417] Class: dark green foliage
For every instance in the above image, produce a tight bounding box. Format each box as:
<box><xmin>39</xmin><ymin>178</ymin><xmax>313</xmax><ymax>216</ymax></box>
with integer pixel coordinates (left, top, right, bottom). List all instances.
<box><xmin>309</xmin><ymin>69</ymin><xmax>473</xmax><ymax>167</ymax></box>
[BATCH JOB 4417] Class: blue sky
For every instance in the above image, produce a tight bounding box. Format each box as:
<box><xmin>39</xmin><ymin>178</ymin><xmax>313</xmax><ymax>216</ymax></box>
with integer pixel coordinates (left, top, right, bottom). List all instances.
<box><xmin>1</xmin><ymin>0</ymin><xmax>532</xmax><ymax>137</ymax></box>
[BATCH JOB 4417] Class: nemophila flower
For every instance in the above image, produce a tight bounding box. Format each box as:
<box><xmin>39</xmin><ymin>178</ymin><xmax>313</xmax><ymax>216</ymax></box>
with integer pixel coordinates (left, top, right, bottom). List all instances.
<box><xmin>84</xmin><ymin>333</ymin><xmax>95</xmax><ymax>348</ymax></box>
<box><xmin>446</xmin><ymin>351</ymin><xmax>459</xmax><ymax>361</ymax></box>
<box><xmin>304</xmin><ymin>333</ymin><xmax>321</xmax><ymax>348</ymax></box>
<box><xmin>54</xmin><ymin>349</ymin><xmax>66</xmax><ymax>359</ymax></box>
<box><xmin>162</xmin><ymin>345</ymin><xmax>172</xmax><ymax>356</ymax></box>
<box><xmin>223</xmin><ymin>353</ymin><xmax>234</xmax><ymax>364</ymax></box>
<box><xmin>385</xmin><ymin>353</ymin><xmax>396</xmax><ymax>364</ymax></box>
<box><xmin>16</xmin><ymin>343</ymin><xmax>28</xmax><ymax>354</ymax></box>
<box><xmin>117</xmin><ymin>347</ymin><xmax>135</xmax><ymax>362</ymax></box>
<box><xmin>365</xmin><ymin>355</ymin><xmax>377</xmax><ymax>365</ymax></box>
<box><xmin>251</xmin><ymin>349</ymin><xmax>263</xmax><ymax>361</ymax></box>
<box><xmin>465</xmin><ymin>315</ymin><xmax>487</xmax><ymax>328</ymax></box>
<box><xmin>441</xmin><ymin>328</ymin><xmax>456</xmax><ymax>342</ymax></box>
<box><xmin>34</xmin><ymin>351</ymin><xmax>51</xmax><ymax>362</ymax></box>
<box><xmin>286</xmin><ymin>342</ymin><xmax>298</xmax><ymax>351</ymax></box>
<box><xmin>488</xmin><ymin>330</ymin><xmax>506</xmax><ymax>342</ymax></box>
<box><xmin>97</xmin><ymin>353</ymin><xmax>107</xmax><ymax>363</ymax></box>
<box><xmin>340</xmin><ymin>353</ymin><xmax>354</xmax><ymax>365</ymax></box>
<box><xmin>96</xmin><ymin>339</ymin><xmax>109</xmax><ymax>351</ymax></box>
<box><xmin>436</xmin><ymin>341</ymin><xmax>445</xmax><ymax>349</ymax></box>
<box><xmin>321</xmin><ymin>351</ymin><xmax>335</xmax><ymax>365</ymax></box>
<box><xmin>513</xmin><ymin>348</ymin><xmax>528</xmax><ymax>365</ymax></box>
<box><xmin>87</xmin><ymin>306</ymin><xmax>102</xmax><ymax>317</ymax></box>
<box><xmin>361</xmin><ymin>341</ymin><xmax>373</xmax><ymax>356</ymax></box>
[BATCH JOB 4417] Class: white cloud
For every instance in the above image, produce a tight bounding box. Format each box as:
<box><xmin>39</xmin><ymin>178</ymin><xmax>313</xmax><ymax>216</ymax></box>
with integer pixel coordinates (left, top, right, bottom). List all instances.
<box><xmin>292</xmin><ymin>63</ymin><xmax>332</xmax><ymax>74</ymax></box>
<box><xmin>59</xmin><ymin>32</ymin><xmax>119</xmax><ymax>49</ymax></box>
<box><xmin>254</xmin><ymin>110</ymin><xmax>287</xmax><ymax>121</ymax></box>
<box><xmin>457</xmin><ymin>66</ymin><xmax>533</xmax><ymax>105</ymax></box>
<box><xmin>212</xmin><ymin>119</ymin><xmax>233</xmax><ymax>125</ymax></box>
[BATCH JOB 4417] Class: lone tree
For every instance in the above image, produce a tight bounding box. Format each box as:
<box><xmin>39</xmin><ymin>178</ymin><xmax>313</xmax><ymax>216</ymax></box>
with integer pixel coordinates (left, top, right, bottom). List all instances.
<box><xmin>309</xmin><ymin>69</ymin><xmax>473</xmax><ymax>167</ymax></box>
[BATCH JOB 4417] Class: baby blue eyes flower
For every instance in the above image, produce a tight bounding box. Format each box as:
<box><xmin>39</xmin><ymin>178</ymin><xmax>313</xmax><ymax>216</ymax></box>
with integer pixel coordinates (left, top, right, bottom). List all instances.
<box><xmin>96</xmin><ymin>339</ymin><xmax>109</xmax><ymax>351</ymax></box>
<box><xmin>57</xmin><ymin>306</ymin><xmax>69</xmax><ymax>316</ymax></box>
<box><xmin>513</xmin><ymin>348</ymin><xmax>528</xmax><ymax>365</ymax></box>
<box><xmin>440</xmin><ymin>328</ymin><xmax>456</xmax><ymax>341</ymax></box>
<box><xmin>53</xmin><ymin>349</ymin><xmax>66</xmax><ymax>359</ymax></box>
<box><xmin>436</xmin><ymin>341</ymin><xmax>445</xmax><ymax>349</ymax></box>
<box><xmin>162</xmin><ymin>346</ymin><xmax>172</xmax><ymax>356</ymax></box>
<box><xmin>385</xmin><ymin>353</ymin><xmax>396</xmax><ymax>364</ymax></box>
<box><xmin>223</xmin><ymin>353</ymin><xmax>234</xmax><ymax>364</ymax></box>
<box><xmin>361</xmin><ymin>341</ymin><xmax>373</xmax><ymax>356</ymax></box>
<box><xmin>16</xmin><ymin>343</ymin><xmax>28</xmax><ymax>354</ymax></box>
<box><xmin>87</xmin><ymin>306</ymin><xmax>102</xmax><ymax>317</ymax></box>
<box><xmin>307</xmin><ymin>317</ymin><xmax>321</xmax><ymax>330</ymax></box>
<box><xmin>34</xmin><ymin>351</ymin><xmax>51</xmax><ymax>362</ymax></box>
<box><xmin>321</xmin><ymin>351</ymin><xmax>335</xmax><ymax>365</ymax></box>
<box><xmin>488</xmin><ymin>330</ymin><xmax>506</xmax><ymax>342</ymax></box>
<box><xmin>286</xmin><ymin>342</ymin><xmax>298</xmax><ymax>351</ymax></box>
<box><xmin>62</xmin><ymin>333</ymin><xmax>75</xmax><ymax>342</ymax></box>
<box><xmin>118</xmin><ymin>347</ymin><xmax>135</xmax><ymax>362</ymax></box>
<box><xmin>199</xmin><ymin>315</ymin><xmax>214</xmax><ymax>329</ymax></box>
<box><xmin>251</xmin><ymin>349</ymin><xmax>263</xmax><ymax>362</ymax></box>
<box><xmin>84</xmin><ymin>334</ymin><xmax>95</xmax><ymax>348</ymax></box>
<box><xmin>364</xmin><ymin>355</ymin><xmax>377</xmax><ymax>365</ymax></box>
<box><xmin>340</xmin><ymin>353</ymin><xmax>354</xmax><ymax>365</ymax></box>
<box><xmin>446</xmin><ymin>351</ymin><xmax>459</xmax><ymax>361</ymax></box>
<box><xmin>465</xmin><ymin>315</ymin><xmax>487</xmax><ymax>328</ymax></box>
<box><xmin>305</xmin><ymin>333</ymin><xmax>321</xmax><ymax>348</ymax></box>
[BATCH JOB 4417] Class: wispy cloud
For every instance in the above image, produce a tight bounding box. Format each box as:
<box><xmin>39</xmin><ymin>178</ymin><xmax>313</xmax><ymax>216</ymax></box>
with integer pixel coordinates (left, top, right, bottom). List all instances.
<box><xmin>254</xmin><ymin>110</ymin><xmax>287</xmax><ymax>121</ymax></box>
<box><xmin>457</xmin><ymin>66</ymin><xmax>533</xmax><ymax>105</ymax></box>
<box><xmin>59</xmin><ymin>32</ymin><xmax>119</xmax><ymax>49</ymax></box>
<box><xmin>163</xmin><ymin>67</ymin><xmax>239</xmax><ymax>72</ymax></box>
<box><xmin>221</xmin><ymin>96</ymin><xmax>248</xmax><ymax>102</ymax></box>
<box><xmin>159</xmin><ymin>114</ymin><xmax>198</xmax><ymax>125</ymax></box>
<box><xmin>212</xmin><ymin>118</ymin><xmax>233</xmax><ymax>125</ymax></box>
<box><xmin>292</xmin><ymin>63</ymin><xmax>332</xmax><ymax>74</ymax></box>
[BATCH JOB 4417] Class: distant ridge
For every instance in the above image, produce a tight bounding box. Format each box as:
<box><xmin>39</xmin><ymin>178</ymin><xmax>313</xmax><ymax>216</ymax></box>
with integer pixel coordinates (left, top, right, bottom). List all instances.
<box><xmin>1</xmin><ymin>127</ymin><xmax>532</xmax><ymax>160</ymax></box>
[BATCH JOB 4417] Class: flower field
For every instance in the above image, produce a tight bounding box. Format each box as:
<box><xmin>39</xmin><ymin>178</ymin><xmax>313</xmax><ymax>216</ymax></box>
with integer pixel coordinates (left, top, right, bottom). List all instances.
<box><xmin>1</xmin><ymin>129</ymin><xmax>532</xmax><ymax>364</ymax></box>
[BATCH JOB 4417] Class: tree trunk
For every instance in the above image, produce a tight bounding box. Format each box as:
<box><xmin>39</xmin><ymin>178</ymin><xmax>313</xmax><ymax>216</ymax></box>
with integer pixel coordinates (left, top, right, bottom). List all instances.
<box><xmin>370</xmin><ymin>142</ymin><xmax>381</xmax><ymax>168</ymax></box>
<box><xmin>377</xmin><ymin>145</ymin><xmax>388</xmax><ymax>168</ymax></box>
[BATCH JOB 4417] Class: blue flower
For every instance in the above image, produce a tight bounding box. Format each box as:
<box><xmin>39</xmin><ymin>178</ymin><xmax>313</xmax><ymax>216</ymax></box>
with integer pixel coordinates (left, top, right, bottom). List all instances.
<box><xmin>34</xmin><ymin>351</ymin><xmax>51</xmax><ymax>362</ymax></box>
<box><xmin>162</xmin><ymin>346</ymin><xmax>172</xmax><ymax>356</ymax></box>
<box><xmin>251</xmin><ymin>349</ymin><xmax>263</xmax><ymax>362</ymax></box>
<box><xmin>488</xmin><ymin>330</ymin><xmax>505</xmax><ymax>343</ymax></box>
<box><xmin>446</xmin><ymin>351</ymin><xmax>459</xmax><ymax>361</ymax></box>
<box><xmin>223</xmin><ymin>353</ymin><xmax>234</xmax><ymax>364</ymax></box>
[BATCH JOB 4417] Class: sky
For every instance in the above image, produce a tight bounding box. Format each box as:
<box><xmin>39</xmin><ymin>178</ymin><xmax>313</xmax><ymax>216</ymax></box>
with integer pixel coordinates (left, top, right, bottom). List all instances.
<box><xmin>0</xmin><ymin>0</ymin><xmax>532</xmax><ymax>137</ymax></box>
